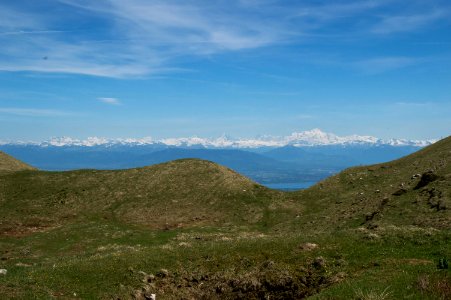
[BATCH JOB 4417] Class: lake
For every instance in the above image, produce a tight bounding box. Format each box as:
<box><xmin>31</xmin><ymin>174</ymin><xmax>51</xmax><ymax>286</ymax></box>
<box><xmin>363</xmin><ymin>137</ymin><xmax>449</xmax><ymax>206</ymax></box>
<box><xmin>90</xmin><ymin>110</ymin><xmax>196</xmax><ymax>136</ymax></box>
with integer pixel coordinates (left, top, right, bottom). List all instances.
<box><xmin>263</xmin><ymin>181</ymin><xmax>317</xmax><ymax>191</ymax></box>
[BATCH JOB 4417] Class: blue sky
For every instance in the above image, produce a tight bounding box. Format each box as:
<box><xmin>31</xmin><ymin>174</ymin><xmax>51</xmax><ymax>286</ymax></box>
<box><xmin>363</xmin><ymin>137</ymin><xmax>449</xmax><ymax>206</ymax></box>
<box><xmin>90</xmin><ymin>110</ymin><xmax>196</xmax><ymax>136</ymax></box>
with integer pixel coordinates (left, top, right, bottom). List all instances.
<box><xmin>0</xmin><ymin>0</ymin><xmax>450</xmax><ymax>141</ymax></box>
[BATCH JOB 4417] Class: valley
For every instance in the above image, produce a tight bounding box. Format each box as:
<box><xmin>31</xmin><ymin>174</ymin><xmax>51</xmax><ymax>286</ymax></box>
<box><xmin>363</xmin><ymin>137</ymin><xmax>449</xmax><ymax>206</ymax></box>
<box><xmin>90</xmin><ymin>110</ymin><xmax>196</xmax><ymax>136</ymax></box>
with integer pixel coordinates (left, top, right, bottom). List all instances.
<box><xmin>0</xmin><ymin>137</ymin><xmax>424</xmax><ymax>188</ymax></box>
<box><xmin>0</xmin><ymin>137</ymin><xmax>449</xmax><ymax>299</ymax></box>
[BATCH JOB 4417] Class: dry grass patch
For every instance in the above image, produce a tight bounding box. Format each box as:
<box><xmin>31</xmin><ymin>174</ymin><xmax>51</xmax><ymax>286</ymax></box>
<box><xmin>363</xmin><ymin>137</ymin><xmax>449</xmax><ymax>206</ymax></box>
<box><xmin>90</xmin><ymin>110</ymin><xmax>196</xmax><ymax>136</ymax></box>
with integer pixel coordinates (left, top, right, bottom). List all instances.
<box><xmin>417</xmin><ymin>274</ymin><xmax>451</xmax><ymax>299</ymax></box>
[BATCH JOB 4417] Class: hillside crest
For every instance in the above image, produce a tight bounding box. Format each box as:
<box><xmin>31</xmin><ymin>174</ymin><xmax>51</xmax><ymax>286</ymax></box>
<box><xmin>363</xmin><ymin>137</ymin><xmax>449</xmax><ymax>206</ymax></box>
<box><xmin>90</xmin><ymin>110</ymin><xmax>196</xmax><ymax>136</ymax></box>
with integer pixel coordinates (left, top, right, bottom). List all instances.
<box><xmin>0</xmin><ymin>151</ymin><xmax>36</xmax><ymax>171</ymax></box>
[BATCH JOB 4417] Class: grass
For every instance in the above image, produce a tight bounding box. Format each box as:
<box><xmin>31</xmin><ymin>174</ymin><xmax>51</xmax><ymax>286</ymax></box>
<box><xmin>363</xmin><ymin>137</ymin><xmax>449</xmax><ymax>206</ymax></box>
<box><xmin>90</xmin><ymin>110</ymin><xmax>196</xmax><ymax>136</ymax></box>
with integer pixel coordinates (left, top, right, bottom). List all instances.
<box><xmin>0</xmin><ymin>151</ymin><xmax>36</xmax><ymax>172</ymax></box>
<box><xmin>354</xmin><ymin>286</ymin><xmax>392</xmax><ymax>300</ymax></box>
<box><xmin>0</xmin><ymin>137</ymin><xmax>450</xmax><ymax>298</ymax></box>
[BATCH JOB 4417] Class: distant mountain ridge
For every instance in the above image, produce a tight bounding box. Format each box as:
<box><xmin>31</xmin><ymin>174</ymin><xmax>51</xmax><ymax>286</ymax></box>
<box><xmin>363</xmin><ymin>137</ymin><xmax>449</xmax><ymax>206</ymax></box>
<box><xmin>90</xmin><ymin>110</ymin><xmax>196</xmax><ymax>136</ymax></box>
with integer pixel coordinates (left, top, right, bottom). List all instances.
<box><xmin>0</xmin><ymin>129</ymin><xmax>442</xmax><ymax>186</ymax></box>
<box><xmin>0</xmin><ymin>129</ymin><xmax>436</xmax><ymax>148</ymax></box>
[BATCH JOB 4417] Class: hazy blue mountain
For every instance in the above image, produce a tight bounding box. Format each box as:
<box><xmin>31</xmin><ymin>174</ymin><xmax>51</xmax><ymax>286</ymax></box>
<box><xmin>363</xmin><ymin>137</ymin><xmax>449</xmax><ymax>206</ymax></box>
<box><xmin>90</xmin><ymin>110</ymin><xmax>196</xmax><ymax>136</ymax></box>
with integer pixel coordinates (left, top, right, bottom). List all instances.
<box><xmin>263</xmin><ymin>145</ymin><xmax>422</xmax><ymax>166</ymax></box>
<box><xmin>0</xmin><ymin>145</ymin><xmax>336</xmax><ymax>184</ymax></box>
<box><xmin>0</xmin><ymin>144</ymin><xmax>167</xmax><ymax>170</ymax></box>
<box><xmin>0</xmin><ymin>143</ymin><xmax>423</xmax><ymax>186</ymax></box>
<box><xmin>137</xmin><ymin>148</ymin><xmax>339</xmax><ymax>183</ymax></box>
<box><xmin>263</xmin><ymin>146</ymin><xmax>357</xmax><ymax>167</ymax></box>
<box><xmin>306</xmin><ymin>144</ymin><xmax>422</xmax><ymax>164</ymax></box>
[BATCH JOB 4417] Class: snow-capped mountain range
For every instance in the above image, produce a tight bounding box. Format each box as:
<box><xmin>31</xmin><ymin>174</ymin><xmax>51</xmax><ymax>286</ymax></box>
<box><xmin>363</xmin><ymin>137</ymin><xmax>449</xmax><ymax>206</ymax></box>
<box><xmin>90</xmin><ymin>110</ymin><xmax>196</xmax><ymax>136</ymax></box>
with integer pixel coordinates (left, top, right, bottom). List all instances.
<box><xmin>0</xmin><ymin>129</ymin><xmax>437</xmax><ymax>148</ymax></box>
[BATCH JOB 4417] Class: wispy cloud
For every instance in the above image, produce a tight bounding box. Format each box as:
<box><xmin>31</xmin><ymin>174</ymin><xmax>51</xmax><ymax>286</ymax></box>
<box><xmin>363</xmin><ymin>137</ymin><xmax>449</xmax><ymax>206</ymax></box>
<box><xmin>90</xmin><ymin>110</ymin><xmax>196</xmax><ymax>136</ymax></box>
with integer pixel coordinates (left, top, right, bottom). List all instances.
<box><xmin>0</xmin><ymin>30</ymin><xmax>68</xmax><ymax>36</ymax></box>
<box><xmin>393</xmin><ymin>101</ymin><xmax>431</xmax><ymax>107</ymax></box>
<box><xmin>0</xmin><ymin>1</ymin><xmax>285</xmax><ymax>77</ymax></box>
<box><xmin>98</xmin><ymin>97</ymin><xmax>121</xmax><ymax>105</ymax></box>
<box><xmin>247</xmin><ymin>91</ymin><xmax>302</xmax><ymax>97</ymax></box>
<box><xmin>0</xmin><ymin>107</ymin><xmax>71</xmax><ymax>117</ymax></box>
<box><xmin>292</xmin><ymin>0</ymin><xmax>386</xmax><ymax>23</ymax></box>
<box><xmin>62</xmin><ymin>0</ymin><xmax>282</xmax><ymax>52</ymax></box>
<box><xmin>353</xmin><ymin>56</ymin><xmax>419</xmax><ymax>74</ymax></box>
<box><xmin>372</xmin><ymin>10</ymin><xmax>447</xmax><ymax>34</ymax></box>
<box><xmin>295</xmin><ymin>114</ymin><xmax>314</xmax><ymax>120</ymax></box>
<box><xmin>0</xmin><ymin>5</ymin><xmax>41</xmax><ymax>30</ymax></box>
<box><xmin>0</xmin><ymin>1</ymin><xmax>449</xmax><ymax>77</ymax></box>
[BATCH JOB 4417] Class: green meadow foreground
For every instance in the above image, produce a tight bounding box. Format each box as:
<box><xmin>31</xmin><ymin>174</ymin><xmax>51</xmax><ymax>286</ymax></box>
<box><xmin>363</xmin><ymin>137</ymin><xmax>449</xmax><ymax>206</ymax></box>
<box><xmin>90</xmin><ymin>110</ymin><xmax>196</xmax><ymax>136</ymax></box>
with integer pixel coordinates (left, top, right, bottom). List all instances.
<box><xmin>0</xmin><ymin>138</ymin><xmax>450</xmax><ymax>299</ymax></box>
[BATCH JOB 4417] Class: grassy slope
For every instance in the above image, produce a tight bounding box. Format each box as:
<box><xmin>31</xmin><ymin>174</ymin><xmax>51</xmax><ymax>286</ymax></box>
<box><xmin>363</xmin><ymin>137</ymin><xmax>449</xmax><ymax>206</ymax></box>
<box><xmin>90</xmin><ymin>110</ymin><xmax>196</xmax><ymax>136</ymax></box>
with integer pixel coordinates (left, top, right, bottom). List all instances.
<box><xmin>0</xmin><ymin>159</ymin><xmax>290</xmax><ymax>234</ymax></box>
<box><xmin>0</xmin><ymin>151</ymin><xmax>36</xmax><ymax>172</ymax></box>
<box><xmin>290</xmin><ymin>136</ymin><xmax>451</xmax><ymax>299</ymax></box>
<box><xmin>295</xmin><ymin>135</ymin><xmax>451</xmax><ymax>231</ymax></box>
<box><xmin>0</xmin><ymin>139</ymin><xmax>450</xmax><ymax>299</ymax></box>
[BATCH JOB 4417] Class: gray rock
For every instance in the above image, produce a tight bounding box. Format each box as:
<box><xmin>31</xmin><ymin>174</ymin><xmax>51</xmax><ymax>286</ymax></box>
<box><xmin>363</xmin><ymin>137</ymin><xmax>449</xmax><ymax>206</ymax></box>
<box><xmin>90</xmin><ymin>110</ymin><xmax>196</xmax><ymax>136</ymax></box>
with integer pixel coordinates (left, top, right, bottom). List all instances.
<box><xmin>414</xmin><ymin>171</ymin><xmax>439</xmax><ymax>190</ymax></box>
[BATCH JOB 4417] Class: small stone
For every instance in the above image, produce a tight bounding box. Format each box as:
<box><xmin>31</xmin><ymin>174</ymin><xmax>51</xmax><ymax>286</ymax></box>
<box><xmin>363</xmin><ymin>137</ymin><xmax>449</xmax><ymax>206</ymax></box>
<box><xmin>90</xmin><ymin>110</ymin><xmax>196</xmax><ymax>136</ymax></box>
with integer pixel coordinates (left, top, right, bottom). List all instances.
<box><xmin>144</xmin><ymin>274</ymin><xmax>155</xmax><ymax>283</ymax></box>
<box><xmin>329</xmin><ymin>272</ymin><xmax>347</xmax><ymax>283</ymax></box>
<box><xmin>262</xmin><ymin>260</ymin><xmax>275</xmax><ymax>268</ymax></box>
<box><xmin>364</xmin><ymin>232</ymin><xmax>380</xmax><ymax>240</ymax></box>
<box><xmin>299</xmin><ymin>242</ymin><xmax>319</xmax><ymax>251</ymax></box>
<box><xmin>0</xmin><ymin>269</ymin><xmax>7</xmax><ymax>275</ymax></box>
<box><xmin>157</xmin><ymin>269</ymin><xmax>169</xmax><ymax>278</ymax></box>
<box><xmin>15</xmin><ymin>262</ymin><xmax>31</xmax><ymax>267</ymax></box>
<box><xmin>144</xmin><ymin>293</ymin><xmax>156</xmax><ymax>300</ymax></box>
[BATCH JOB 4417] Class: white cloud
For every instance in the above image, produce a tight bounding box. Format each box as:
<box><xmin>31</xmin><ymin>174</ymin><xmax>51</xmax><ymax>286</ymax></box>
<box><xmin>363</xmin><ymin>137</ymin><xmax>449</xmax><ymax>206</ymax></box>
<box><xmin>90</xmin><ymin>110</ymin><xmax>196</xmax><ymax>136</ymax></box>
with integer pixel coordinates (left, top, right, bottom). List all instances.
<box><xmin>0</xmin><ymin>5</ymin><xmax>41</xmax><ymax>30</ymax></box>
<box><xmin>0</xmin><ymin>30</ymin><xmax>67</xmax><ymax>36</ymax></box>
<box><xmin>0</xmin><ymin>1</ymin><xmax>448</xmax><ymax>77</ymax></box>
<box><xmin>63</xmin><ymin>0</ymin><xmax>282</xmax><ymax>51</ymax></box>
<box><xmin>353</xmin><ymin>56</ymin><xmax>418</xmax><ymax>74</ymax></box>
<box><xmin>0</xmin><ymin>1</ymin><xmax>285</xmax><ymax>78</ymax></box>
<box><xmin>0</xmin><ymin>107</ymin><xmax>70</xmax><ymax>117</ymax></box>
<box><xmin>98</xmin><ymin>97</ymin><xmax>121</xmax><ymax>105</ymax></box>
<box><xmin>292</xmin><ymin>1</ymin><xmax>385</xmax><ymax>22</ymax></box>
<box><xmin>372</xmin><ymin>10</ymin><xmax>447</xmax><ymax>34</ymax></box>
<box><xmin>393</xmin><ymin>102</ymin><xmax>430</xmax><ymax>107</ymax></box>
<box><xmin>296</xmin><ymin>114</ymin><xmax>314</xmax><ymax>120</ymax></box>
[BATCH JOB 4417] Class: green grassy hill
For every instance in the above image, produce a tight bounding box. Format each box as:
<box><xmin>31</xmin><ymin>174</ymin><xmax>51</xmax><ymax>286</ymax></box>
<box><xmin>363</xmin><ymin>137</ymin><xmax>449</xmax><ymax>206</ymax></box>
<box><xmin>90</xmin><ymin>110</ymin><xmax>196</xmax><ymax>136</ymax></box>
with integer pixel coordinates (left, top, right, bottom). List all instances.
<box><xmin>0</xmin><ymin>138</ymin><xmax>449</xmax><ymax>299</ymax></box>
<box><xmin>293</xmin><ymin>136</ymin><xmax>451</xmax><ymax>299</ymax></box>
<box><xmin>0</xmin><ymin>151</ymin><xmax>36</xmax><ymax>172</ymax></box>
<box><xmin>295</xmin><ymin>135</ymin><xmax>451</xmax><ymax>231</ymax></box>
<box><xmin>0</xmin><ymin>159</ymin><xmax>286</xmax><ymax>236</ymax></box>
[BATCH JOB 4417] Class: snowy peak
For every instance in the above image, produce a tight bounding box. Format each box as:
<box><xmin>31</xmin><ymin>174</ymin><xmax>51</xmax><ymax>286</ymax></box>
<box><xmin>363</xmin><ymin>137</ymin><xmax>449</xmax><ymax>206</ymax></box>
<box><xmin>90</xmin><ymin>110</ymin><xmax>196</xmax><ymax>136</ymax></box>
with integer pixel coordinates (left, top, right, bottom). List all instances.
<box><xmin>37</xmin><ymin>136</ymin><xmax>155</xmax><ymax>147</ymax></box>
<box><xmin>285</xmin><ymin>129</ymin><xmax>381</xmax><ymax>146</ymax></box>
<box><xmin>286</xmin><ymin>129</ymin><xmax>341</xmax><ymax>145</ymax></box>
<box><xmin>2</xmin><ymin>129</ymin><xmax>437</xmax><ymax>148</ymax></box>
